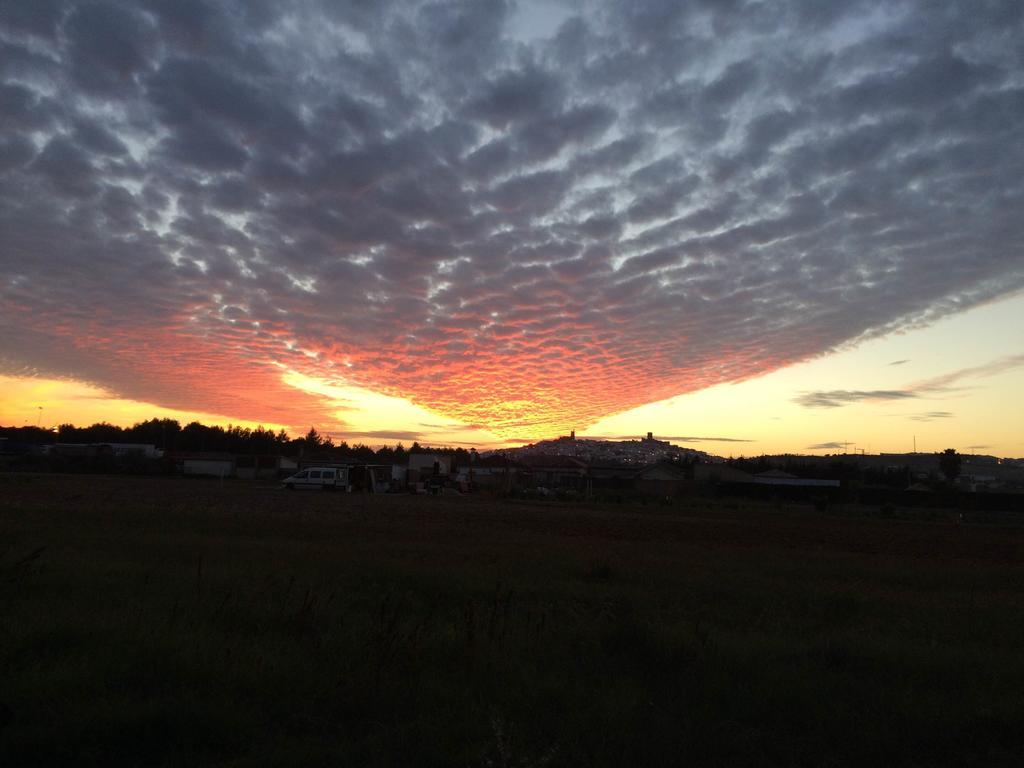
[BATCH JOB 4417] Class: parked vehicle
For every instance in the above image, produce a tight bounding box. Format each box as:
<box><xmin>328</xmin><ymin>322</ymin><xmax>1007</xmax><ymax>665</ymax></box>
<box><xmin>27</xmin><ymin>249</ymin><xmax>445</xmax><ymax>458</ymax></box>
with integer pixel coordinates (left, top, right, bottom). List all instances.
<box><xmin>282</xmin><ymin>466</ymin><xmax>349</xmax><ymax>491</ymax></box>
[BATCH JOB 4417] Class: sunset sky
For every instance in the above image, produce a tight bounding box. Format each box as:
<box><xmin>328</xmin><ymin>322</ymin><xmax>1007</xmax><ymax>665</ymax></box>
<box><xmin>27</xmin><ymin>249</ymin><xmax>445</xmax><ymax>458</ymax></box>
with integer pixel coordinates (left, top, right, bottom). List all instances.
<box><xmin>1</xmin><ymin>1</ymin><xmax>1022</xmax><ymax>455</ymax></box>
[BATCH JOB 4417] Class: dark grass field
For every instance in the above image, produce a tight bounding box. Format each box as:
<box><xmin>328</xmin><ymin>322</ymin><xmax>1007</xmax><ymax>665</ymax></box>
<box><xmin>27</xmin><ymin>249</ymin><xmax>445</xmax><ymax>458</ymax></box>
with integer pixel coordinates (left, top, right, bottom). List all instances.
<box><xmin>2</xmin><ymin>473</ymin><xmax>1024</xmax><ymax>766</ymax></box>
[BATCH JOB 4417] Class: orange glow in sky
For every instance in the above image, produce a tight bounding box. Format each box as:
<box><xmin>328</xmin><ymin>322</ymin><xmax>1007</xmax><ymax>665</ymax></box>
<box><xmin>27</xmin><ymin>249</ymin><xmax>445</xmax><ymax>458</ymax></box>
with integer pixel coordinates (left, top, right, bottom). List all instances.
<box><xmin>3</xmin><ymin>295</ymin><xmax>1022</xmax><ymax>455</ymax></box>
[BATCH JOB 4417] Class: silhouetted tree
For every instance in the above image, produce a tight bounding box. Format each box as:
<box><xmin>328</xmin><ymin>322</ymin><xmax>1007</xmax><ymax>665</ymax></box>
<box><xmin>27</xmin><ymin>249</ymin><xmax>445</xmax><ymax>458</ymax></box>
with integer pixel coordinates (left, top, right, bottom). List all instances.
<box><xmin>127</xmin><ymin>418</ymin><xmax>181</xmax><ymax>450</ymax></box>
<box><xmin>939</xmin><ymin>448</ymin><xmax>961</xmax><ymax>483</ymax></box>
<box><xmin>57</xmin><ymin>421</ymin><xmax>126</xmax><ymax>443</ymax></box>
<box><xmin>4</xmin><ymin>418</ymin><xmax>295</xmax><ymax>458</ymax></box>
<box><xmin>180</xmin><ymin>421</ymin><xmax>224</xmax><ymax>452</ymax></box>
<box><xmin>350</xmin><ymin>443</ymin><xmax>376</xmax><ymax>462</ymax></box>
<box><xmin>727</xmin><ymin>455</ymin><xmax>771</xmax><ymax>474</ymax></box>
<box><xmin>304</xmin><ymin>427</ymin><xmax>325</xmax><ymax>450</ymax></box>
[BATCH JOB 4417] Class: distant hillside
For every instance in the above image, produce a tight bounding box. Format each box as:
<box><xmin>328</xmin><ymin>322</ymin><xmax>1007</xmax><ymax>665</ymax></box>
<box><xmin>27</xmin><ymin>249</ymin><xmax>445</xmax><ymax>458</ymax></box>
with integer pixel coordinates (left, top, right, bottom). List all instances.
<box><xmin>486</xmin><ymin>433</ymin><xmax>710</xmax><ymax>465</ymax></box>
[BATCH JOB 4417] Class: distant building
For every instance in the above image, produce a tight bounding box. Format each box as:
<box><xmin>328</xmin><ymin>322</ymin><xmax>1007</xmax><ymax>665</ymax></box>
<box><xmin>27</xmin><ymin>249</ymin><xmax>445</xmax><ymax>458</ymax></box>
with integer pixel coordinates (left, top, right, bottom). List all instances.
<box><xmin>633</xmin><ymin>462</ymin><xmax>692</xmax><ymax>497</ymax></box>
<box><xmin>693</xmin><ymin>464</ymin><xmax>755</xmax><ymax>484</ymax></box>
<box><xmin>48</xmin><ymin>442</ymin><xmax>162</xmax><ymax>459</ymax></box>
<box><xmin>464</xmin><ymin>455</ymin><xmax>525</xmax><ymax>492</ymax></box>
<box><xmin>391</xmin><ymin>463</ymin><xmax>407</xmax><ymax>486</ymax></box>
<box><xmin>470</xmin><ymin>454</ymin><xmax>525</xmax><ymax>475</ymax></box>
<box><xmin>753</xmin><ymin>469</ymin><xmax>839</xmax><ymax>488</ymax></box>
<box><xmin>235</xmin><ymin>454</ymin><xmax>297</xmax><ymax>480</ymax></box>
<box><xmin>172</xmin><ymin>452</ymin><xmax>235</xmax><ymax>478</ymax></box>
<box><xmin>409</xmin><ymin>453</ymin><xmax>450</xmax><ymax>476</ymax></box>
<box><xmin>520</xmin><ymin>455</ymin><xmax>587</xmax><ymax>488</ymax></box>
<box><xmin>0</xmin><ymin>438</ymin><xmax>38</xmax><ymax>456</ymax></box>
<box><xmin>587</xmin><ymin>462</ymin><xmax>638</xmax><ymax>482</ymax></box>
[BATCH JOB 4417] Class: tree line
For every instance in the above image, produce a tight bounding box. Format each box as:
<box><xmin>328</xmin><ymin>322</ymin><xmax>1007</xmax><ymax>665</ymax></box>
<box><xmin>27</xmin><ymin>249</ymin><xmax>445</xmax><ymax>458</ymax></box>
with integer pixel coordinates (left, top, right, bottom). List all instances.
<box><xmin>726</xmin><ymin>451</ymin><xmax>962</xmax><ymax>486</ymax></box>
<box><xmin>0</xmin><ymin>419</ymin><xmax>474</xmax><ymax>465</ymax></box>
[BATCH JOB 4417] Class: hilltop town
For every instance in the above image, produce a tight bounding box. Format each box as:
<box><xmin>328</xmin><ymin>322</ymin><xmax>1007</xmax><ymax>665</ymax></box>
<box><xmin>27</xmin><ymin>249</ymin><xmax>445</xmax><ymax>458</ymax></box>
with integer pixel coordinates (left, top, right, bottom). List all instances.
<box><xmin>488</xmin><ymin>431</ymin><xmax>710</xmax><ymax>465</ymax></box>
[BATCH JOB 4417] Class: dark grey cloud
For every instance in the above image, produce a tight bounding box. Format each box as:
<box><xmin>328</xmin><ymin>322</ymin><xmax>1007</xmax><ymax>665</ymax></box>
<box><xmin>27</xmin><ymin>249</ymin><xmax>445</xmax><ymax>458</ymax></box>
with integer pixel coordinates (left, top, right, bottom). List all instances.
<box><xmin>470</xmin><ymin>65</ymin><xmax>564</xmax><ymax>128</ymax></box>
<box><xmin>908</xmin><ymin>411</ymin><xmax>954</xmax><ymax>422</ymax></box>
<box><xmin>64</xmin><ymin>1</ymin><xmax>157</xmax><ymax>95</ymax></box>
<box><xmin>908</xmin><ymin>354</ymin><xmax>1024</xmax><ymax>392</ymax></box>
<box><xmin>795</xmin><ymin>390</ymin><xmax>918</xmax><ymax>409</ymax></box>
<box><xmin>588</xmin><ymin>434</ymin><xmax>753</xmax><ymax>443</ymax></box>
<box><xmin>0</xmin><ymin>0</ymin><xmax>67</xmax><ymax>39</ymax></box>
<box><xmin>909</xmin><ymin>411</ymin><xmax>954</xmax><ymax>423</ymax></box>
<box><xmin>807</xmin><ymin>442</ymin><xmax>846</xmax><ymax>450</ymax></box>
<box><xmin>341</xmin><ymin>430</ymin><xmax>423</xmax><ymax>442</ymax></box>
<box><xmin>796</xmin><ymin>354</ymin><xmax>1024</xmax><ymax>411</ymax></box>
<box><xmin>0</xmin><ymin>0</ymin><xmax>1022</xmax><ymax>437</ymax></box>
<box><xmin>665</xmin><ymin>436</ymin><xmax>754</xmax><ymax>444</ymax></box>
<box><xmin>418</xmin><ymin>421</ymin><xmax>489</xmax><ymax>431</ymax></box>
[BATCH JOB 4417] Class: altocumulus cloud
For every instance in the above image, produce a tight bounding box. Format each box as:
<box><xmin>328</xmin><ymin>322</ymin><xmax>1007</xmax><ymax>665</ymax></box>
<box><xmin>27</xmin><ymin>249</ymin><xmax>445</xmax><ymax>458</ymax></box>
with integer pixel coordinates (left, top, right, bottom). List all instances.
<box><xmin>1</xmin><ymin>0</ymin><xmax>1023</xmax><ymax>438</ymax></box>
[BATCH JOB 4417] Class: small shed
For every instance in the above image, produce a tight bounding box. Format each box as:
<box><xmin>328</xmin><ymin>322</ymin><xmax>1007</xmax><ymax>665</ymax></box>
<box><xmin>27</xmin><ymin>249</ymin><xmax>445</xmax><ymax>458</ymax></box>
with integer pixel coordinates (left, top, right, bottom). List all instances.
<box><xmin>177</xmin><ymin>452</ymin><xmax>235</xmax><ymax>478</ymax></box>
<box><xmin>408</xmin><ymin>453</ymin><xmax>451</xmax><ymax>483</ymax></box>
<box><xmin>236</xmin><ymin>454</ymin><xmax>297</xmax><ymax>480</ymax></box>
<box><xmin>754</xmin><ymin>470</ymin><xmax>839</xmax><ymax>488</ymax></box>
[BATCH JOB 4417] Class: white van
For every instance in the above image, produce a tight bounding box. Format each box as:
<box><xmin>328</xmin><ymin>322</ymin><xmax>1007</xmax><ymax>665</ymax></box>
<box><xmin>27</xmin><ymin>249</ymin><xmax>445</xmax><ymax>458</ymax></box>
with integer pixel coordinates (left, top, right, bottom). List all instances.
<box><xmin>282</xmin><ymin>466</ymin><xmax>350</xmax><ymax>491</ymax></box>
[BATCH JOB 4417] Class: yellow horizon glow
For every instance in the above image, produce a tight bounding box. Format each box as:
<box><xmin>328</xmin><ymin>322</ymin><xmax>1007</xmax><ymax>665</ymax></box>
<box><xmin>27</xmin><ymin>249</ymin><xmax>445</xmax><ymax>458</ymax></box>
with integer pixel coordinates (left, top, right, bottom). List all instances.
<box><xmin>0</xmin><ymin>376</ymin><xmax>290</xmax><ymax>435</ymax></box>
<box><xmin>279</xmin><ymin>369</ymin><xmax>507</xmax><ymax>447</ymax></box>
<box><xmin>588</xmin><ymin>293</ymin><xmax>1024</xmax><ymax>457</ymax></box>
